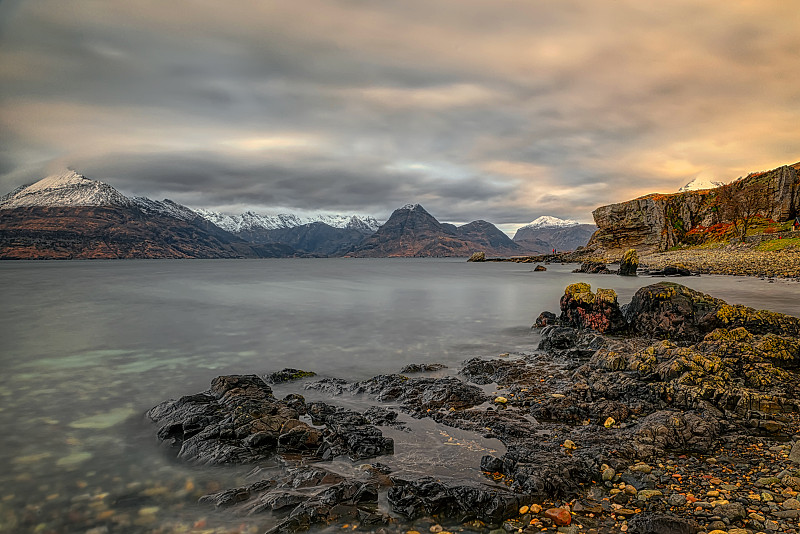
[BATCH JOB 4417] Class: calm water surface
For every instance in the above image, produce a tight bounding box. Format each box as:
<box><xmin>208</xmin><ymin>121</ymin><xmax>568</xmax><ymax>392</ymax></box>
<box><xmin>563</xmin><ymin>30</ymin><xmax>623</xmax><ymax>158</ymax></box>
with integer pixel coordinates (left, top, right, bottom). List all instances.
<box><xmin>1</xmin><ymin>258</ymin><xmax>799</xmax><ymax>533</ymax></box>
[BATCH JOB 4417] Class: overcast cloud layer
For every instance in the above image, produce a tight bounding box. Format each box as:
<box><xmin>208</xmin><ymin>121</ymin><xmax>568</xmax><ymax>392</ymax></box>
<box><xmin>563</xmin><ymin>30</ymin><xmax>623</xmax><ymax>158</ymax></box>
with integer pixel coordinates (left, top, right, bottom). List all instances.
<box><xmin>1</xmin><ymin>1</ymin><xmax>798</xmax><ymax>230</ymax></box>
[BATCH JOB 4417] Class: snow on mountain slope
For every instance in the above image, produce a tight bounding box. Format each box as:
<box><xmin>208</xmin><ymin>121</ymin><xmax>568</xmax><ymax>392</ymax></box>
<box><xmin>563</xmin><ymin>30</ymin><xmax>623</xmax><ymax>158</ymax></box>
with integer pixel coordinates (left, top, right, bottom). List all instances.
<box><xmin>678</xmin><ymin>176</ymin><xmax>725</xmax><ymax>192</ymax></box>
<box><xmin>195</xmin><ymin>209</ymin><xmax>380</xmax><ymax>233</ymax></box>
<box><xmin>131</xmin><ymin>197</ymin><xmax>199</xmax><ymax>222</ymax></box>
<box><xmin>518</xmin><ymin>215</ymin><xmax>580</xmax><ymax>230</ymax></box>
<box><xmin>0</xmin><ymin>170</ymin><xmax>133</xmax><ymax>209</ymax></box>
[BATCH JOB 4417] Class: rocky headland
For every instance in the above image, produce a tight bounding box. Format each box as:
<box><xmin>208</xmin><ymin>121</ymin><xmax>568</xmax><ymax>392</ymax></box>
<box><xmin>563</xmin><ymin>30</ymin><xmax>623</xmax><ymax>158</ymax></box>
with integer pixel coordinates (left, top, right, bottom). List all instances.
<box><xmin>147</xmin><ymin>281</ymin><xmax>800</xmax><ymax>534</ymax></box>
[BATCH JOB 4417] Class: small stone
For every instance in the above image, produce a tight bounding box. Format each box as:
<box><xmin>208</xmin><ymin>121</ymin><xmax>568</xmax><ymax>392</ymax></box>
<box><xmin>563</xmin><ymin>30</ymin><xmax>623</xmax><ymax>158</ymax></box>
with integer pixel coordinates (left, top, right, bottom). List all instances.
<box><xmin>624</xmin><ymin>485</ymin><xmax>637</xmax><ymax>495</ymax></box>
<box><xmin>494</xmin><ymin>396</ymin><xmax>508</xmax><ymax>404</ymax></box>
<box><xmin>530</xmin><ymin>504</ymin><xmax>542</xmax><ymax>513</ymax></box>
<box><xmin>748</xmin><ymin>512</ymin><xmax>766</xmax><ymax>521</ymax></box>
<box><xmin>783</xmin><ymin>498</ymin><xmax>800</xmax><ymax>510</ymax></box>
<box><xmin>629</xmin><ymin>463</ymin><xmax>652</xmax><ymax>474</ymax></box>
<box><xmin>667</xmin><ymin>493</ymin><xmax>687</xmax><ymax>507</ymax></box>
<box><xmin>604</xmin><ymin>417</ymin><xmax>615</xmax><ymax>428</ymax></box>
<box><xmin>430</xmin><ymin>525</ymin><xmax>443</xmax><ymax>533</ymax></box>
<box><xmin>636</xmin><ymin>490</ymin><xmax>663</xmax><ymax>501</ymax></box>
<box><xmin>562</xmin><ymin>439</ymin><xmax>577</xmax><ymax>450</ymax></box>
<box><xmin>519</xmin><ymin>505</ymin><xmax>529</xmax><ymax>515</ymax></box>
<box><xmin>544</xmin><ymin>508</ymin><xmax>572</xmax><ymax>527</ymax></box>
<box><xmin>602</xmin><ymin>467</ymin><xmax>616</xmax><ymax>481</ymax></box>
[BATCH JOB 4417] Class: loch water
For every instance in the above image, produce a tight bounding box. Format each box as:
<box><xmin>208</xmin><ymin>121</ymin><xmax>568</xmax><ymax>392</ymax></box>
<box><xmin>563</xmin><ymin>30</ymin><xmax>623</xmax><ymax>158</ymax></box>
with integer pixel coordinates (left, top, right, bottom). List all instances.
<box><xmin>2</xmin><ymin>258</ymin><xmax>800</xmax><ymax>533</ymax></box>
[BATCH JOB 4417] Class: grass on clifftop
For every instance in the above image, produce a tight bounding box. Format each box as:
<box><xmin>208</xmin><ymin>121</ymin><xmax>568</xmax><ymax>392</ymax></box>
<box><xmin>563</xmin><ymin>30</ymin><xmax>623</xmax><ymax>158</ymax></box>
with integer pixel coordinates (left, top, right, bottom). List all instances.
<box><xmin>756</xmin><ymin>237</ymin><xmax>800</xmax><ymax>252</ymax></box>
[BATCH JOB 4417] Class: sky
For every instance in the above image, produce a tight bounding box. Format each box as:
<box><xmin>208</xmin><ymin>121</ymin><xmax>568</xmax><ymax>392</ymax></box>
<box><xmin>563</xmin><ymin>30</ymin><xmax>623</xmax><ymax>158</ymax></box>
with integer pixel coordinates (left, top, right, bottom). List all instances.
<box><xmin>1</xmin><ymin>1</ymin><xmax>798</xmax><ymax>234</ymax></box>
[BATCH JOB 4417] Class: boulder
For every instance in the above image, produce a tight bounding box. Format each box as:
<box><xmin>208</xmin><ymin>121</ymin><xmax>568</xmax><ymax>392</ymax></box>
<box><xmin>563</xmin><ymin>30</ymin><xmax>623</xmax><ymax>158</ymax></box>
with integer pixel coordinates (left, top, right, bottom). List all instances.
<box><xmin>534</xmin><ymin>264</ymin><xmax>547</xmax><ymax>272</ymax></box>
<box><xmin>573</xmin><ymin>261</ymin><xmax>611</xmax><ymax>274</ymax></box>
<box><xmin>623</xmin><ymin>283</ymin><xmax>725</xmax><ymax>342</ymax></box>
<box><xmin>468</xmin><ymin>251</ymin><xmax>486</xmax><ymax>262</ymax></box>
<box><xmin>618</xmin><ymin>248</ymin><xmax>639</xmax><ymax>276</ymax></box>
<box><xmin>559</xmin><ymin>283</ymin><xmax>628</xmax><ymax>334</ymax></box>
<box><xmin>534</xmin><ymin>310</ymin><xmax>558</xmax><ymax>327</ymax></box>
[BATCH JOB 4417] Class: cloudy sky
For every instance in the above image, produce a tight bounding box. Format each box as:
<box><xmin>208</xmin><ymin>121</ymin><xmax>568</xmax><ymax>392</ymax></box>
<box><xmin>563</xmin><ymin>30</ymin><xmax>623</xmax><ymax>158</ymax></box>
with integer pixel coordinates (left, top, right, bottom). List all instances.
<box><xmin>1</xmin><ymin>1</ymin><xmax>798</xmax><ymax>232</ymax></box>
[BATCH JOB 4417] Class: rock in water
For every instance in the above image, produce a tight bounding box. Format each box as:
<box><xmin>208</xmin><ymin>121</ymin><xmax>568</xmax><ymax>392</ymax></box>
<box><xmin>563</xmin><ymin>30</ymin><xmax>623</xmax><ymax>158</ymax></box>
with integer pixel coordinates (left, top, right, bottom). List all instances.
<box><xmin>559</xmin><ymin>283</ymin><xmax>628</xmax><ymax>334</ymax></box>
<box><xmin>573</xmin><ymin>261</ymin><xmax>611</xmax><ymax>274</ymax></box>
<box><xmin>147</xmin><ymin>374</ymin><xmax>393</xmax><ymax>465</ymax></box>
<box><xmin>618</xmin><ymin>248</ymin><xmax>639</xmax><ymax>276</ymax></box>
<box><xmin>533</xmin><ymin>264</ymin><xmax>547</xmax><ymax>271</ymax></box>
<box><xmin>467</xmin><ymin>251</ymin><xmax>485</xmax><ymax>262</ymax></box>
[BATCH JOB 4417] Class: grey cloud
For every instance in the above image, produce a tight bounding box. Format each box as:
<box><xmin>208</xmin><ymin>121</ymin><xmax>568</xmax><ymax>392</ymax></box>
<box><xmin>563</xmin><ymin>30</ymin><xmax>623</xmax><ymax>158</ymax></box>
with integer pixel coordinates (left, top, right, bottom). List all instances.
<box><xmin>1</xmin><ymin>0</ymin><xmax>799</xmax><ymax>225</ymax></box>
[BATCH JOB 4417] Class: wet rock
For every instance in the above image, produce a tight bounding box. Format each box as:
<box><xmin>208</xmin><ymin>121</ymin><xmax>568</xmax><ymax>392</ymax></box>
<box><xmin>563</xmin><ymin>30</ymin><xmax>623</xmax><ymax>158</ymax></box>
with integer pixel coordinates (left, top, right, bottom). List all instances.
<box><xmin>148</xmin><ymin>375</ymin><xmax>392</xmax><ymax>465</ymax></box>
<box><xmin>468</xmin><ymin>251</ymin><xmax>486</xmax><ymax>262</ymax></box>
<box><xmin>353</xmin><ymin>375</ymin><xmax>487</xmax><ymax>413</ymax></box>
<box><xmin>388</xmin><ymin>476</ymin><xmax>528</xmax><ymax>522</ymax></box>
<box><xmin>559</xmin><ymin>283</ymin><xmax>628</xmax><ymax>334</ymax></box>
<box><xmin>573</xmin><ymin>261</ymin><xmax>611</xmax><ymax>274</ymax></box>
<box><xmin>618</xmin><ymin>248</ymin><xmax>639</xmax><ymax>276</ymax></box>
<box><xmin>264</xmin><ymin>368</ymin><xmax>317</xmax><ymax>384</ymax></box>
<box><xmin>533</xmin><ymin>264</ymin><xmax>547</xmax><ymax>272</ymax></box>
<box><xmin>534</xmin><ymin>311</ymin><xmax>558</xmax><ymax>327</ymax></box>
<box><xmin>399</xmin><ymin>363</ymin><xmax>447</xmax><ymax>374</ymax></box>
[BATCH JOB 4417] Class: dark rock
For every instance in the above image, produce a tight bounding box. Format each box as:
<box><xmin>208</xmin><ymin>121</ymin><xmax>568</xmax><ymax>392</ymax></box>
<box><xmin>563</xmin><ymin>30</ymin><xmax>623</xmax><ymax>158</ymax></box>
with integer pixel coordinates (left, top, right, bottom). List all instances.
<box><xmin>387</xmin><ymin>476</ymin><xmax>528</xmax><ymax>522</ymax></box>
<box><xmin>148</xmin><ymin>375</ymin><xmax>392</xmax><ymax>465</ymax></box>
<box><xmin>353</xmin><ymin>375</ymin><xmax>487</xmax><ymax>413</ymax></box>
<box><xmin>618</xmin><ymin>248</ymin><xmax>639</xmax><ymax>276</ymax></box>
<box><xmin>264</xmin><ymin>368</ymin><xmax>317</xmax><ymax>384</ymax></box>
<box><xmin>534</xmin><ymin>311</ymin><xmax>558</xmax><ymax>327</ymax></box>
<box><xmin>533</xmin><ymin>264</ymin><xmax>547</xmax><ymax>272</ymax></box>
<box><xmin>559</xmin><ymin>283</ymin><xmax>628</xmax><ymax>334</ymax></box>
<box><xmin>573</xmin><ymin>261</ymin><xmax>611</xmax><ymax>274</ymax></box>
<box><xmin>627</xmin><ymin>513</ymin><xmax>699</xmax><ymax>534</ymax></box>
<box><xmin>399</xmin><ymin>363</ymin><xmax>447</xmax><ymax>373</ymax></box>
<box><xmin>623</xmin><ymin>283</ymin><xmax>725</xmax><ymax>342</ymax></box>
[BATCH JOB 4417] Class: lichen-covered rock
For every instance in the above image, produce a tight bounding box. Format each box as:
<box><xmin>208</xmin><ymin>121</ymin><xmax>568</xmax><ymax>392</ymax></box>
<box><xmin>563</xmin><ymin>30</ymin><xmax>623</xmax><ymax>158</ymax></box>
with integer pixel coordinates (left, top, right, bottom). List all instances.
<box><xmin>559</xmin><ymin>283</ymin><xmax>628</xmax><ymax>334</ymax></box>
<box><xmin>467</xmin><ymin>251</ymin><xmax>486</xmax><ymax>262</ymax></box>
<box><xmin>618</xmin><ymin>248</ymin><xmax>639</xmax><ymax>276</ymax></box>
<box><xmin>625</xmin><ymin>282</ymin><xmax>800</xmax><ymax>342</ymax></box>
<box><xmin>623</xmin><ymin>282</ymin><xmax>726</xmax><ymax>341</ymax></box>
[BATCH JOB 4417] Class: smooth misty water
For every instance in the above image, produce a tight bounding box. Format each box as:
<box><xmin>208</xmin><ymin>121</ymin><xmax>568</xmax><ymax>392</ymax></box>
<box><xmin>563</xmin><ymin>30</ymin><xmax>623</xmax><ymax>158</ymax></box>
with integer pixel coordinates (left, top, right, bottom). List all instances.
<box><xmin>2</xmin><ymin>258</ymin><xmax>800</xmax><ymax>533</ymax></box>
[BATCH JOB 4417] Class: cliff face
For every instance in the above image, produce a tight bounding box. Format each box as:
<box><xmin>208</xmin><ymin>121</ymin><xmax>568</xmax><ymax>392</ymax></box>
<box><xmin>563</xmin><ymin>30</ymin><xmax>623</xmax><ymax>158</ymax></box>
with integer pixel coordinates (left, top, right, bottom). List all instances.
<box><xmin>588</xmin><ymin>162</ymin><xmax>800</xmax><ymax>257</ymax></box>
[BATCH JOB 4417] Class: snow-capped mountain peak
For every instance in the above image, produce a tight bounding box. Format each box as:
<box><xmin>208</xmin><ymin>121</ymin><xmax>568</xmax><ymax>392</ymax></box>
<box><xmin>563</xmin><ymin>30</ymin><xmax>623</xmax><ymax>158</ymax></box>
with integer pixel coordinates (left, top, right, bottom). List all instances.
<box><xmin>519</xmin><ymin>215</ymin><xmax>580</xmax><ymax>230</ymax></box>
<box><xmin>194</xmin><ymin>209</ymin><xmax>380</xmax><ymax>233</ymax></box>
<box><xmin>678</xmin><ymin>175</ymin><xmax>725</xmax><ymax>192</ymax></box>
<box><xmin>0</xmin><ymin>170</ymin><xmax>133</xmax><ymax>209</ymax></box>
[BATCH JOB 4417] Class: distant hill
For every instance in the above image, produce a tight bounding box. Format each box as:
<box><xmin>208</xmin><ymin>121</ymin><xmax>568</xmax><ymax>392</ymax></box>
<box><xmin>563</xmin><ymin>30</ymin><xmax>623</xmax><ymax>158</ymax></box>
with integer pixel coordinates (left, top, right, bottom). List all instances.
<box><xmin>0</xmin><ymin>171</ymin><xmax>298</xmax><ymax>259</ymax></box>
<box><xmin>348</xmin><ymin>204</ymin><xmax>524</xmax><ymax>257</ymax></box>
<box><xmin>512</xmin><ymin>216</ymin><xmax>596</xmax><ymax>253</ymax></box>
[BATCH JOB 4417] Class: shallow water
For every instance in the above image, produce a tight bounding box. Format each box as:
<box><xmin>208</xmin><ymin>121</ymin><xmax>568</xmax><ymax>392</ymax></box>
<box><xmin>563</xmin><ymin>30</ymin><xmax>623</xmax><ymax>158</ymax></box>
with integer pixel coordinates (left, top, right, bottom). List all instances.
<box><xmin>1</xmin><ymin>258</ymin><xmax>799</xmax><ymax>533</ymax></box>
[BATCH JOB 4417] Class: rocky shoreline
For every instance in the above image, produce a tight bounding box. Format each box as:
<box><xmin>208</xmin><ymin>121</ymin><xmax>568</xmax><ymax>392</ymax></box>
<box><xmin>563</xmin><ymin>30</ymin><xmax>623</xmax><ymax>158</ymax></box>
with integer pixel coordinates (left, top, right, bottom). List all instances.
<box><xmin>639</xmin><ymin>247</ymin><xmax>800</xmax><ymax>279</ymax></box>
<box><xmin>148</xmin><ymin>282</ymin><xmax>800</xmax><ymax>534</ymax></box>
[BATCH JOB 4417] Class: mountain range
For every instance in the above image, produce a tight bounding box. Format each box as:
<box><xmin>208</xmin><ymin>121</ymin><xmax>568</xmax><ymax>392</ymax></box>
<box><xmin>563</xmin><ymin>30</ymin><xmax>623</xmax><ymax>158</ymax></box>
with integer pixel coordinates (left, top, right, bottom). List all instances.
<box><xmin>0</xmin><ymin>171</ymin><xmax>592</xmax><ymax>259</ymax></box>
<box><xmin>511</xmin><ymin>216</ymin><xmax>597</xmax><ymax>254</ymax></box>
